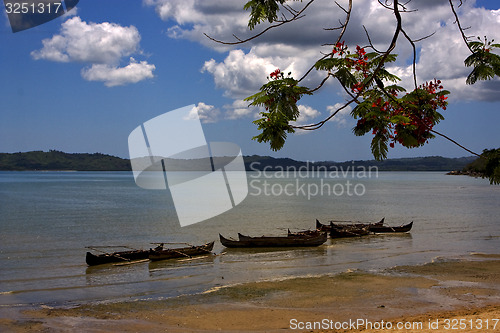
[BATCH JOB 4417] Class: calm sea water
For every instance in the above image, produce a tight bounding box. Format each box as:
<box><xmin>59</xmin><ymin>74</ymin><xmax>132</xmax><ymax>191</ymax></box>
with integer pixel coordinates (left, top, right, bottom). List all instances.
<box><xmin>0</xmin><ymin>170</ymin><xmax>499</xmax><ymax>309</ymax></box>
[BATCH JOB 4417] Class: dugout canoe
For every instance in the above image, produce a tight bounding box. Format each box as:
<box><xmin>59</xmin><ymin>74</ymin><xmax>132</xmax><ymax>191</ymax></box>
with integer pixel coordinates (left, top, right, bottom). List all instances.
<box><xmin>329</xmin><ymin>224</ymin><xmax>371</xmax><ymax>238</ymax></box>
<box><xmin>86</xmin><ymin>248</ymin><xmax>151</xmax><ymax>266</ymax></box>
<box><xmin>316</xmin><ymin>218</ymin><xmax>385</xmax><ymax>231</ymax></box>
<box><xmin>287</xmin><ymin>229</ymin><xmax>325</xmax><ymax>237</ymax></box>
<box><xmin>148</xmin><ymin>241</ymin><xmax>215</xmax><ymax>261</ymax></box>
<box><xmin>220</xmin><ymin>232</ymin><xmax>327</xmax><ymax>248</ymax></box>
<box><xmin>368</xmin><ymin>221</ymin><xmax>413</xmax><ymax>233</ymax></box>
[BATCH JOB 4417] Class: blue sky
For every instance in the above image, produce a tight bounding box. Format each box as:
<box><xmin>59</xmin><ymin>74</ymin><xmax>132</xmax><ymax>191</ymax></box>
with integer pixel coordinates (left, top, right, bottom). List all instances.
<box><xmin>1</xmin><ymin>0</ymin><xmax>499</xmax><ymax>162</ymax></box>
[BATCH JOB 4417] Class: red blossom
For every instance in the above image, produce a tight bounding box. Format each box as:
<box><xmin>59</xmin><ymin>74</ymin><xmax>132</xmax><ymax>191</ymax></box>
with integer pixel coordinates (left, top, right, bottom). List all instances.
<box><xmin>354</xmin><ymin>77</ymin><xmax>448</xmax><ymax>150</ymax></box>
<box><xmin>269</xmin><ymin>68</ymin><xmax>281</xmax><ymax>80</ymax></box>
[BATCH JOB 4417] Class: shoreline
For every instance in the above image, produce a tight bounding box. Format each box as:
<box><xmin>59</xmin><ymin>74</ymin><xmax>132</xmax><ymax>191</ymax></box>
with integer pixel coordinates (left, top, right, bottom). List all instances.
<box><xmin>1</xmin><ymin>253</ymin><xmax>499</xmax><ymax>332</ymax></box>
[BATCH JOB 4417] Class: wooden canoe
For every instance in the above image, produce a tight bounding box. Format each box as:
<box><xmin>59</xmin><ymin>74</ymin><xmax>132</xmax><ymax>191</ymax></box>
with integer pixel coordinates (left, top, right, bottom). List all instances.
<box><xmin>316</xmin><ymin>218</ymin><xmax>384</xmax><ymax>231</ymax></box>
<box><xmin>316</xmin><ymin>218</ymin><xmax>413</xmax><ymax>234</ymax></box>
<box><xmin>220</xmin><ymin>232</ymin><xmax>327</xmax><ymax>248</ymax></box>
<box><xmin>149</xmin><ymin>241</ymin><xmax>215</xmax><ymax>261</ymax></box>
<box><xmin>368</xmin><ymin>221</ymin><xmax>413</xmax><ymax>233</ymax></box>
<box><xmin>329</xmin><ymin>224</ymin><xmax>371</xmax><ymax>238</ymax></box>
<box><xmin>330</xmin><ymin>218</ymin><xmax>384</xmax><ymax>229</ymax></box>
<box><xmin>287</xmin><ymin>229</ymin><xmax>325</xmax><ymax>237</ymax></box>
<box><xmin>86</xmin><ymin>248</ymin><xmax>150</xmax><ymax>266</ymax></box>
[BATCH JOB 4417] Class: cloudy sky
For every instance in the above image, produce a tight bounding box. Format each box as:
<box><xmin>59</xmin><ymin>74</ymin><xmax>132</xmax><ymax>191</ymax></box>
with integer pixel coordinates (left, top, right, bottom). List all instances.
<box><xmin>1</xmin><ymin>0</ymin><xmax>499</xmax><ymax>161</ymax></box>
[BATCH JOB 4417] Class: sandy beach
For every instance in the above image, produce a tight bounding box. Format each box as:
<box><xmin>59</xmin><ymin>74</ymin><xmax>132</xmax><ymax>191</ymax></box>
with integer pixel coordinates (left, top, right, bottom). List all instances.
<box><xmin>1</xmin><ymin>253</ymin><xmax>499</xmax><ymax>332</ymax></box>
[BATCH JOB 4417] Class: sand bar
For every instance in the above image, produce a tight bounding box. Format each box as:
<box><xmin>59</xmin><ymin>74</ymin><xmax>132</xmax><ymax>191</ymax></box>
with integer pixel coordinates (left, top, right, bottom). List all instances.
<box><xmin>1</xmin><ymin>253</ymin><xmax>499</xmax><ymax>332</ymax></box>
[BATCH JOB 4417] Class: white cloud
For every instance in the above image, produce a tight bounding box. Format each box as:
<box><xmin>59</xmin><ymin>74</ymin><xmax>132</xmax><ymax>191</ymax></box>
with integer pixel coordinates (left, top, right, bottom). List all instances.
<box><xmin>169</xmin><ymin>0</ymin><xmax>500</xmax><ymax>102</ymax></box>
<box><xmin>61</xmin><ymin>4</ymin><xmax>78</xmax><ymax>18</ymax></box>
<box><xmin>288</xmin><ymin>104</ymin><xmax>321</xmax><ymax>135</ymax></box>
<box><xmin>202</xmin><ymin>48</ymin><xmax>276</xmax><ymax>98</ymax></box>
<box><xmin>292</xmin><ymin>105</ymin><xmax>321</xmax><ymax>125</ymax></box>
<box><xmin>224</xmin><ymin>99</ymin><xmax>259</xmax><ymax>120</ymax></box>
<box><xmin>81</xmin><ymin>58</ymin><xmax>155</xmax><ymax>87</ymax></box>
<box><xmin>144</xmin><ymin>0</ymin><xmax>500</xmax><ymax>115</ymax></box>
<box><xmin>184</xmin><ymin>102</ymin><xmax>221</xmax><ymax>123</ymax></box>
<box><xmin>31</xmin><ymin>16</ymin><xmax>155</xmax><ymax>86</ymax></box>
<box><xmin>327</xmin><ymin>103</ymin><xmax>352</xmax><ymax>127</ymax></box>
<box><xmin>202</xmin><ymin>45</ymin><xmax>321</xmax><ymax>99</ymax></box>
<box><xmin>412</xmin><ymin>4</ymin><xmax>500</xmax><ymax>101</ymax></box>
<box><xmin>31</xmin><ymin>17</ymin><xmax>140</xmax><ymax>64</ymax></box>
<box><xmin>143</xmin><ymin>0</ymin><xmax>250</xmax><ymax>49</ymax></box>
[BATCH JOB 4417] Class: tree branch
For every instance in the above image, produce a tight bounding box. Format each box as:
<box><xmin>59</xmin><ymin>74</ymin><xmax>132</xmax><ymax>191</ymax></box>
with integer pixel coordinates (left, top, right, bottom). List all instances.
<box><xmin>448</xmin><ymin>0</ymin><xmax>474</xmax><ymax>54</ymax></box>
<box><xmin>204</xmin><ymin>0</ymin><xmax>316</xmax><ymax>45</ymax></box>
<box><xmin>431</xmin><ymin>129</ymin><xmax>480</xmax><ymax>157</ymax></box>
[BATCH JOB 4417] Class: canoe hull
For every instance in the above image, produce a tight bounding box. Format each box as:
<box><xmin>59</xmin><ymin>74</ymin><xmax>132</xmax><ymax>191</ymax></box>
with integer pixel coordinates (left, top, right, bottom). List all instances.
<box><xmin>149</xmin><ymin>242</ymin><xmax>215</xmax><ymax>261</ymax></box>
<box><xmin>86</xmin><ymin>250</ymin><xmax>149</xmax><ymax>266</ymax></box>
<box><xmin>86</xmin><ymin>241</ymin><xmax>215</xmax><ymax>265</ymax></box>
<box><xmin>220</xmin><ymin>233</ymin><xmax>327</xmax><ymax>248</ymax></box>
<box><xmin>329</xmin><ymin>226</ymin><xmax>370</xmax><ymax>238</ymax></box>
<box><xmin>369</xmin><ymin>221</ymin><xmax>413</xmax><ymax>233</ymax></box>
<box><xmin>316</xmin><ymin>219</ymin><xmax>413</xmax><ymax>236</ymax></box>
<box><xmin>317</xmin><ymin>218</ymin><xmax>385</xmax><ymax>231</ymax></box>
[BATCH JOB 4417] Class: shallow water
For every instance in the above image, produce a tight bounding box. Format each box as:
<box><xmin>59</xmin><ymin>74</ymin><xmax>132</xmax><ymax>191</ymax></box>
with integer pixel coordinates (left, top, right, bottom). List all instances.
<box><xmin>0</xmin><ymin>170</ymin><xmax>498</xmax><ymax>308</ymax></box>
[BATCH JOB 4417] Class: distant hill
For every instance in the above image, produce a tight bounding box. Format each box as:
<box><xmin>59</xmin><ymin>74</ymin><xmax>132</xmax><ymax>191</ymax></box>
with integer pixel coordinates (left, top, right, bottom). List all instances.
<box><xmin>244</xmin><ymin>155</ymin><xmax>476</xmax><ymax>172</ymax></box>
<box><xmin>0</xmin><ymin>150</ymin><xmax>476</xmax><ymax>172</ymax></box>
<box><xmin>0</xmin><ymin>150</ymin><xmax>131</xmax><ymax>171</ymax></box>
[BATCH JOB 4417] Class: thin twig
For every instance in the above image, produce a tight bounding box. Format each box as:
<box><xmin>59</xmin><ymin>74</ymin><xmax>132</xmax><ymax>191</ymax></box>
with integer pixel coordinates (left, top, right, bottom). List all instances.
<box><xmin>431</xmin><ymin>130</ymin><xmax>481</xmax><ymax>157</ymax></box>
<box><xmin>448</xmin><ymin>0</ymin><xmax>474</xmax><ymax>53</ymax></box>
<box><xmin>298</xmin><ymin>0</ymin><xmax>352</xmax><ymax>85</ymax></box>
<box><xmin>204</xmin><ymin>0</ymin><xmax>316</xmax><ymax>45</ymax></box>
<box><xmin>363</xmin><ymin>26</ymin><xmax>383</xmax><ymax>53</ymax></box>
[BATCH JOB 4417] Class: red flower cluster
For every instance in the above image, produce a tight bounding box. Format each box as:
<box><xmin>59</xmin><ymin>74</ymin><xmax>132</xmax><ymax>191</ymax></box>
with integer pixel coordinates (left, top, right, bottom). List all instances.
<box><xmin>344</xmin><ymin>45</ymin><xmax>370</xmax><ymax>94</ymax></box>
<box><xmin>269</xmin><ymin>68</ymin><xmax>281</xmax><ymax>80</ymax></box>
<box><xmin>420</xmin><ymin>79</ymin><xmax>448</xmax><ymax>110</ymax></box>
<box><xmin>332</xmin><ymin>41</ymin><xmax>347</xmax><ymax>56</ymax></box>
<box><xmin>351</xmin><ymin>82</ymin><xmax>364</xmax><ymax>94</ymax></box>
<box><xmin>355</xmin><ymin>79</ymin><xmax>449</xmax><ymax>150</ymax></box>
<box><xmin>391</xmin><ymin>80</ymin><xmax>448</xmax><ymax>147</ymax></box>
<box><xmin>347</xmin><ymin>45</ymin><xmax>370</xmax><ymax>76</ymax></box>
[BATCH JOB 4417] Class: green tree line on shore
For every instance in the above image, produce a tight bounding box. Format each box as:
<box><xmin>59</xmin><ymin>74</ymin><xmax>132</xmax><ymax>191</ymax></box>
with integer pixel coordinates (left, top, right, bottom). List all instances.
<box><xmin>0</xmin><ymin>150</ymin><xmax>132</xmax><ymax>171</ymax></box>
<box><xmin>0</xmin><ymin>150</ymin><xmax>492</xmax><ymax>176</ymax></box>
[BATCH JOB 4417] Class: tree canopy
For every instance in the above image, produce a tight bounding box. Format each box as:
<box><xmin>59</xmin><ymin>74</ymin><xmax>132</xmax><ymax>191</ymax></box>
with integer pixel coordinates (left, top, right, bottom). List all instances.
<box><xmin>208</xmin><ymin>0</ymin><xmax>500</xmax><ymax>184</ymax></box>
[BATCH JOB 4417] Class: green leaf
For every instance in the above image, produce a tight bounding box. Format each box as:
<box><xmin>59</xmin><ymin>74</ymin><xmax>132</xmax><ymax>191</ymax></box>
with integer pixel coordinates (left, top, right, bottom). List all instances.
<box><xmin>389</xmin><ymin>114</ymin><xmax>410</xmax><ymax>124</ymax></box>
<box><xmin>371</xmin><ymin>53</ymin><xmax>398</xmax><ymax>66</ymax></box>
<box><xmin>252</xmin><ymin>116</ymin><xmax>294</xmax><ymax>151</ymax></box>
<box><xmin>335</xmin><ymin>67</ymin><xmax>357</xmax><ymax>88</ymax></box>
<box><xmin>370</xmin><ymin>133</ymin><xmax>388</xmax><ymax>161</ymax></box>
<box><xmin>314</xmin><ymin>58</ymin><xmax>343</xmax><ymax>71</ymax></box>
<box><xmin>467</xmin><ymin>41</ymin><xmax>483</xmax><ymax>52</ymax></box>
<box><xmin>464</xmin><ymin>39</ymin><xmax>500</xmax><ymax>85</ymax></box>
<box><xmin>244</xmin><ymin>0</ymin><xmax>287</xmax><ymax>30</ymax></box>
<box><xmin>376</xmin><ymin>69</ymin><xmax>400</xmax><ymax>83</ymax></box>
<box><xmin>482</xmin><ymin>148</ymin><xmax>500</xmax><ymax>185</ymax></box>
<box><xmin>397</xmin><ymin>132</ymin><xmax>419</xmax><ymax>147</ymax></box>
<box><xmin>384</xmin><ymin>84</ymin><xmax>406</xmax><ymax>93</ymax></box>
<box><xmin>466</xmin><ymin>63</ymin><xmax>496</xmax><ymax>85</ymax></box>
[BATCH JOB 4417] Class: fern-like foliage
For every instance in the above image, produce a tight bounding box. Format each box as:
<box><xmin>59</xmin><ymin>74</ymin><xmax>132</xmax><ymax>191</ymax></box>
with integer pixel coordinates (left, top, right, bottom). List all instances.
<box><xmin>245</xmin><ymin>70</ymin><xmax>311</xmax><ymax>151</ymax></box>
<box><xmin>464</xmin><ymin>37</ymin><xmax>500</xmax><ymax>85</ymax></box>
<box><xmin>244</xmin><ymin>0</ymin><xmax>295</xmax><ymax>30</ymax></box>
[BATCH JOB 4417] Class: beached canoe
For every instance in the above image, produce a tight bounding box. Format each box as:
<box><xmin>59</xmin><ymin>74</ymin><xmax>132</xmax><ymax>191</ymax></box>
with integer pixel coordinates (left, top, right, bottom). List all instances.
<box><xmin>368</xmin><ymin>221</ymin><xmax>413</xmax><ymax>233</ymax></box>
<box><xmin>329</xmin><ymin>224</ymin><xmax>371</xmax><ymax>238</ymax></box>
<box><xmin>220</xmin><ymin>232</ymin><xmax>327</xmax><ymax>248</ymax></box>
<box><xmin>316</xmin><ymin>218</ymin><xmax>412</xmax><ymax>234</ymax></box>
<box><xmin>287</xmin><ymin>229</ymin><xmax>325</xmax><ymax>237</ymax></box>
<box><xmin>148</xmin><ymin>241</ymin><xmax>215</xmax><ymax>261</ymax></box>
<box><xmin>316</xmin><ymin>218</ymin><xmax>384</xmax><ymax>231</ymax></box>
<box><xmin>86</xmin><ymin>248</ymin><xmax>151</xmax><ymax>266</ymax></box>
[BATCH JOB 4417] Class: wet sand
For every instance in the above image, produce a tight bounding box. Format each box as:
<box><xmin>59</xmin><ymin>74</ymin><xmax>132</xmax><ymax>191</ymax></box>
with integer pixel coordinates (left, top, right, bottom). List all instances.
<box><xmin>1</xmin><ymin>253</ymin><xmax>499</xmax><ymax>332</ymax></box>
